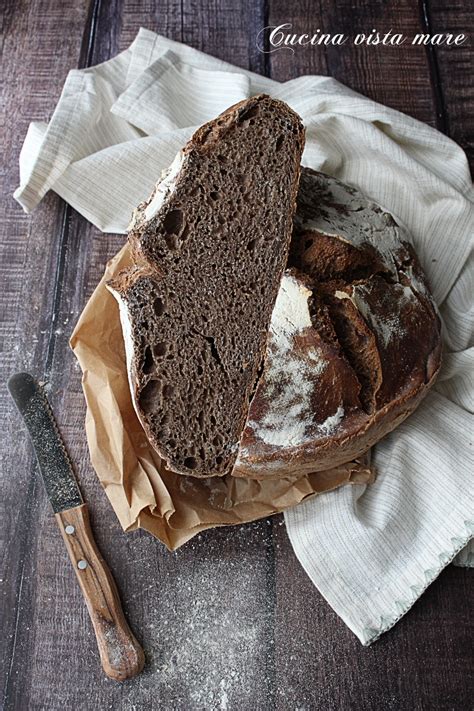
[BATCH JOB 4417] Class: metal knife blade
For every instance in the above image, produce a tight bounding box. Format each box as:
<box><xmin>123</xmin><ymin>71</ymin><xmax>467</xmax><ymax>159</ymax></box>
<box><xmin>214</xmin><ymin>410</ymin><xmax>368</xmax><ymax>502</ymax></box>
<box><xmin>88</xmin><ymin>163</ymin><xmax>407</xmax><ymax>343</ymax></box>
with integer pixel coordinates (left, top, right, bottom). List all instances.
<box><xmin>8</xmin><ymin>372</ymin><xmax>83</xmax><ymax>513</ymax></box>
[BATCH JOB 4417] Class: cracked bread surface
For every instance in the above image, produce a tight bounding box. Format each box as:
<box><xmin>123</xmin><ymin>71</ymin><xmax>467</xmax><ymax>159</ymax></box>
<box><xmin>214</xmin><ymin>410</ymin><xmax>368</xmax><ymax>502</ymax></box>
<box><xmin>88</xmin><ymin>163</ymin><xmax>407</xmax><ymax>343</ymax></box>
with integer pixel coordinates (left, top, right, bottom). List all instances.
<box><xmin>234</xmin><ymin>168</ymin><xmax>442</xmax><ymax>479</ymax></box>
<box><xmin>108</xmin><ymin>95</ymin><xmax>305</xmax><ymax>478</ymax></box>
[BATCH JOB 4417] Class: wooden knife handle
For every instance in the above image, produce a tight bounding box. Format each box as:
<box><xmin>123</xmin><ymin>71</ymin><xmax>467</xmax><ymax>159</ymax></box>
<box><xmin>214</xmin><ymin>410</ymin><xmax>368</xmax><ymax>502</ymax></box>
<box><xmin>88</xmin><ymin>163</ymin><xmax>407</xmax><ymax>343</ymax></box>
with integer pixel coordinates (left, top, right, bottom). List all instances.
<box><xmin>55</xmin><ymin>504</ymin><xmax>145</xmax><ymax>681</ymax></box>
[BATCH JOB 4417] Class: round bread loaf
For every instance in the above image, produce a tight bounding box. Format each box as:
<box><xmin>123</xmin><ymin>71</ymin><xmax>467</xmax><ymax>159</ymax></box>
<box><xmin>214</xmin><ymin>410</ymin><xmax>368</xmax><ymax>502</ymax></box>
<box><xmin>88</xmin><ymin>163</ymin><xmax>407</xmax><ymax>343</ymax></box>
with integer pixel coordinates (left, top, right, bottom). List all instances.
<box><xmin>234</xmin><ymin>168</ymin><xmax>442</xmax><ymax>479</ymax></box>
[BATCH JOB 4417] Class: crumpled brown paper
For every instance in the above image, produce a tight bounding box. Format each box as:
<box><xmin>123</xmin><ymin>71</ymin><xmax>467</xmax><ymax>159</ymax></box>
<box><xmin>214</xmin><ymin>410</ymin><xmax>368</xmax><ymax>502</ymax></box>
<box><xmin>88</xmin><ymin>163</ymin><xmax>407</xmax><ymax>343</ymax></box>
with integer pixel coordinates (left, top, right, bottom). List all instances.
<box><xmin>70</xmin><ymin>245</ymin><xmax>374</xmax><ymax>550</ymax></box>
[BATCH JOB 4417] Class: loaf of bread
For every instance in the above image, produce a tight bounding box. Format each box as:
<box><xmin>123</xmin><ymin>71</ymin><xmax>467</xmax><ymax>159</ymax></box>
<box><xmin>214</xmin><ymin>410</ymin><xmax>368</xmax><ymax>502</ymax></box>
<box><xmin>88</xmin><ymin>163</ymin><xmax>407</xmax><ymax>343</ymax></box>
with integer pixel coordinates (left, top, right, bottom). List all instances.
<box><xmin>107</xmin><ymin>95</ymin><xmax>305</xmax><ymax>478</ymax></box>
<box><xmin>234</xmin><ymin>168</ymin><xmax>442</xmax><ymax>478</ymax></box>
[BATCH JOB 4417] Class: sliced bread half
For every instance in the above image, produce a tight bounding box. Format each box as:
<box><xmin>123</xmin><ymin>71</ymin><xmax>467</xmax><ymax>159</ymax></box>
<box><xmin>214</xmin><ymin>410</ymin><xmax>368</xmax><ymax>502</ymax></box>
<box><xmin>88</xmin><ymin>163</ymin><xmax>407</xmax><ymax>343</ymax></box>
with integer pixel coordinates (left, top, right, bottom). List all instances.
<box><xmin>108</xmin><ymin>95</ymin><xmax>305</xmax><ymax>478</ymax></box>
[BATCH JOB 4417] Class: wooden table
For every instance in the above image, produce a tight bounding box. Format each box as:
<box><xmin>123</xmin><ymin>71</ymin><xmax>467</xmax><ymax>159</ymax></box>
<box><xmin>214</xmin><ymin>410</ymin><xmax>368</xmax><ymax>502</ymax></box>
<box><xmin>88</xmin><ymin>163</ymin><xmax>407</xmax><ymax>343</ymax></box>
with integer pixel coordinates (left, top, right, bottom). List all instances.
<box><xmin>1</xmin><ymin>1</ymin><xmax>473</xmax><ymax>709</ymax></box>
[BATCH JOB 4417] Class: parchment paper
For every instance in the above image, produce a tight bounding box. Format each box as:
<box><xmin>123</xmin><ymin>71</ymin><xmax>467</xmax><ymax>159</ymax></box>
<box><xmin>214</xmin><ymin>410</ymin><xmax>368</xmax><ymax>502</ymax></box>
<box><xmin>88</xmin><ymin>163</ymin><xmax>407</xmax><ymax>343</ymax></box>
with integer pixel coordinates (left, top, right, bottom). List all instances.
<box><xmin>70</xmin><ymin>245</ymin><xmax>374</xmax><ymax>550</ymax></box>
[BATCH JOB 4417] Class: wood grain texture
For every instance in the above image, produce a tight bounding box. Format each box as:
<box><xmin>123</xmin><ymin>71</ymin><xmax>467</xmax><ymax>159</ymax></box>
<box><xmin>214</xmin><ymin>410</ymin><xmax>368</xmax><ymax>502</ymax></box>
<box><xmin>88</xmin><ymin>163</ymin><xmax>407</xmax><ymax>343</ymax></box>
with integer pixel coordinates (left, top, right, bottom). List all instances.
<box><xmin>427</xmin><ymin>0</ymin><xmax>474</xmax><ymax>169</ymax></box>
<box><xmin>2</xmin><ymin>1</ymin><xmax>279</xmax><ymax>709</ymax></box>
<box><xmin>0</xmin><ymin>0</ymin><xmax>91</xmax><ymax>706</ymax></box>
<box><xmin>1</xmin><ymin>0</ymin><xmax>473</xmax><ymax>709</ymax></box>
<box><xmin>267</xmin><ymin>0</ymin><xmax>437</xmax><ymax>125</ymax></box>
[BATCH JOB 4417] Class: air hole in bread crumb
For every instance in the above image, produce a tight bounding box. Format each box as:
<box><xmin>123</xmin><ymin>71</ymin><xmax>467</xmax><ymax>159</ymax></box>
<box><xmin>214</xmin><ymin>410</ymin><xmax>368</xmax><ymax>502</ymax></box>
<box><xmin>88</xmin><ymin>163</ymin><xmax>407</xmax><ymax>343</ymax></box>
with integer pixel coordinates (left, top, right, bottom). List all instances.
<box><xmin>139</xmin><ymin>380</ymin><xmax>161</xmax><ymax>413</ymax></box>
<box><xmin>154</xmin><ymin>342</ymin><xmax>167</xmax><ymax>357</ymax></box>
<box><xmin>143</xmin><ymin>346</ymin><xmax>154</xmax><ymax>374</ymax></box>
<box><xmin>238</xmin><ymin>104</ymin><xmax>260</xmax><ymax>122</ymax></box>
<box><xmin>165</xmin><ymin>234</ymin><xmax>179</xmax><ymax>250</ymax></box>
<box><xmin>153</xmin><ymin>297</ymin><xmax>165</xmax><ymax>316</ymax></box>
<box><xmin>184</xmin><ymin>456</ymin><xmax>197</xmax><ymax>470</ymax></box>
<box><xmin>163</xmin><ymin>384</ymin><xmax>174</xmax><ymax>398</ymax></box>
<box><xmin>163</xmin><ymin>209</ymin><xmax>184</xmax><ymax>235</ymax></box>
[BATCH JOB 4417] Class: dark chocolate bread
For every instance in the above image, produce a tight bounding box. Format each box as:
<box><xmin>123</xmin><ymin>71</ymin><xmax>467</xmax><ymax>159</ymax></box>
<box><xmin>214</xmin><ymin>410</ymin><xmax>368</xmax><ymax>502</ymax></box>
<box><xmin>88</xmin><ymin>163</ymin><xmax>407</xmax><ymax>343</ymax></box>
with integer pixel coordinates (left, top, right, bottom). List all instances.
<box><xmin>234</xmin><ymin>168</ymin><xmax>442</xmax><ymax>479</ymax></box>
<box><xmin>108</xmin><ymin>95</ymin><xmax>305</xmax><ymax>478</ymax></box>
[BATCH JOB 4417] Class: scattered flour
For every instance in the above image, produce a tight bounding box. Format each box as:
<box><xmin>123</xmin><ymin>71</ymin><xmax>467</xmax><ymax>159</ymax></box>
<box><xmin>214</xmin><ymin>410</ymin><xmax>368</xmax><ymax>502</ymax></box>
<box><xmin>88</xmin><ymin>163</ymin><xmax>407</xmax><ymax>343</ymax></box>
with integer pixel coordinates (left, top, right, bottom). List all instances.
<box><xmin>316</xmin><ymin>405</ymin><xmax>345</xmax><ymax>436</ymax></box>
<box><xmin>116</xmin><ymin>523</ymin><xmax>277</xmax><ymax>710</ymax></box>
<box><xmin>219</xmin><ymin>679</ymin><xmax>229</xmax><ymax>710</ymax></box>
<box><xmin>297</xmin><ymin>172</ymin><xmax>402</xmax><ymax>276</ymax></box>
<box><xmin>246</xmin><ymin>274</ymin><xmax>331</xmax><ymax>448</ymax></box>
<box><xmin>350</xmin><ymin>282</ymin><xmax>416</xmax><ymax>348</ymax></box>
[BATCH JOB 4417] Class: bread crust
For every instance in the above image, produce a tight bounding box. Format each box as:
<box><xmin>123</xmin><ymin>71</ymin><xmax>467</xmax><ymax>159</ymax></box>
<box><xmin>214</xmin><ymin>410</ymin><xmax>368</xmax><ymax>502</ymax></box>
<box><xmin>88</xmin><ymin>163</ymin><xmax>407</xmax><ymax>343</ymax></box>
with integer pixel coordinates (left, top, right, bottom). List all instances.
<box><xmin>233</xmin><ymin>169</ymin><xmax>442</xmax><ymax>479</ymax></box>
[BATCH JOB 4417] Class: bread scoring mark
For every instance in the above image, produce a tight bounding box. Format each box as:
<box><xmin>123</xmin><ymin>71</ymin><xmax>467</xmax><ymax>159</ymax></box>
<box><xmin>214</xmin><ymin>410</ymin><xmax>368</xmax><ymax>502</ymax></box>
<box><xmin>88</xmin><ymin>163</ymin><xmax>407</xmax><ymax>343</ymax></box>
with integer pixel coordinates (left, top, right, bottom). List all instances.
<box><xmin>348</xmin><ymin>282</ymin><xmax>417</xmax><ymax>348</ymax></box>
<box><xmin>400</xmin><ymin>264</ymin><xmax>431</xmax><ymax>300</ymax></box>
<box><xmin>296</xmin><ymin>171</ymin><xmax>402</xmax><ymax>276</ymax></box>
<box><xmin>244</xmin><ymin>273</ymin><xmax>346</xmax><ymax>448</ymax></box>
<box><xmin>268</xmin><ymin>271</ymin><xmax>313</xmax><ymax>347</ymax></box>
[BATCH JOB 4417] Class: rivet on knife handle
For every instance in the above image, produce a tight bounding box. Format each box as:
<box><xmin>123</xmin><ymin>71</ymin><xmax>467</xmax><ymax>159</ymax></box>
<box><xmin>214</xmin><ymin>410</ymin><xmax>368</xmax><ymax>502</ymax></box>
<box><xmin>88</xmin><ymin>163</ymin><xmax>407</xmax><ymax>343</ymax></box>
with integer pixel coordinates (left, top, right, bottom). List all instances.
<box><xmin>7</xmin><ymin>373</ymin><xmax>145</xmax><ymax>681</ymax></box>
<box><xmin>56</xmin><ymin>504</ymin><xmax>145</xmax><ymax>681</ymax></box>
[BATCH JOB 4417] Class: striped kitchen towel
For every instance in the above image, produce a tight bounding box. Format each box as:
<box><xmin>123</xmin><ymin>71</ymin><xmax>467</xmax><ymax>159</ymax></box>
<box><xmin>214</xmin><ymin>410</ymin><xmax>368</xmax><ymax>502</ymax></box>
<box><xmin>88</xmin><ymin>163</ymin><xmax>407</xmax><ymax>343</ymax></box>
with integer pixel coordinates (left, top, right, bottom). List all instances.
<box><xmin>14</xmin><ymin>28</ymin><xmax>473</xmax><ymax>644</ymax></box>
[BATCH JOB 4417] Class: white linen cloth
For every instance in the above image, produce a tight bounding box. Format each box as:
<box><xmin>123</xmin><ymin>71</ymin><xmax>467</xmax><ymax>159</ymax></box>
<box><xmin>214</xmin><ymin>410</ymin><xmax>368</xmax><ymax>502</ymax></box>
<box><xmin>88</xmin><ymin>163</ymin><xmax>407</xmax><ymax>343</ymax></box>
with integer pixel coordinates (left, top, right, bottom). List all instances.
<box><xmin>15</xmin><ymin>28</ymin><xmax>473</xmax><ymax>644</ymax></box>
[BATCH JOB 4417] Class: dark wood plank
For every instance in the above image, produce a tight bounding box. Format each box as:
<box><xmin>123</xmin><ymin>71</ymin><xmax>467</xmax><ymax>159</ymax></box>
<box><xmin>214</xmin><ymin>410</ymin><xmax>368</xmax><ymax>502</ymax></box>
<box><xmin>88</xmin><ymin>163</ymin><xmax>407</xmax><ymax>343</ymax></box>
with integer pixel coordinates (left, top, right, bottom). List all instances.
<box><xmin>1</xmin><ymin>2</ymin><xmax>283</xmax><ymax>710</ymax></box>
<box><xmin>118</xmin><ymin>0</ymin><xmax>267</xmax><ymax>72</ymax></box>
<box><xmin>181</xmin><ymin>0</ymin><xmax>266</xmax><ymax>73</ymax></box>
<box><xmin>427</xmin><ymin>0</ymin><xmax>474</xmax><ymax>169</ymax></box>
<box><xmin>117</xmin><ymin>0</ymin><xmax>182</xmax><ymax>50</ymax></box>
<box><xmin>0</xmin><ymin>0</ymin><xmax>92</xmax><ymax>707</ymax></box>
<box><xmin>268</xmin><ymin>0</ymin><xmax>437</xmax><ymax>126</ymax></box>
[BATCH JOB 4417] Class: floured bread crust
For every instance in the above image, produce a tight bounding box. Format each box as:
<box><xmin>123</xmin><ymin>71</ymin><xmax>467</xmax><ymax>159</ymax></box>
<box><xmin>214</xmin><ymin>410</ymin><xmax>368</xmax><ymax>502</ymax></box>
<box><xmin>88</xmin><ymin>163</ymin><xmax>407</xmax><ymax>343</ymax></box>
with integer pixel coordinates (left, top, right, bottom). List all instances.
<box><xmin>233</xmin><ymin>168</ymin><xmax>442</xmax><ymax>479</ymax></box>
<box><xmin>237</xmin><ymin>271</ymin><xmax>362</xmax><ymax>454</ymax></box>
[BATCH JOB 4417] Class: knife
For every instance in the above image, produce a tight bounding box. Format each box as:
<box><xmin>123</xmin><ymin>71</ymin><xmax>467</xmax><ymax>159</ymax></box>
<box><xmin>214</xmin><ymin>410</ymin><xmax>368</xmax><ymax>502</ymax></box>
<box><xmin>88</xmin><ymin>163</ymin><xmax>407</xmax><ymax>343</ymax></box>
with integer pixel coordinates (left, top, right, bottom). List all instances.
<box><xmin>7</xmin><ymin>372</ymin><xmax>145</xmax><ymax>682</ymax></box>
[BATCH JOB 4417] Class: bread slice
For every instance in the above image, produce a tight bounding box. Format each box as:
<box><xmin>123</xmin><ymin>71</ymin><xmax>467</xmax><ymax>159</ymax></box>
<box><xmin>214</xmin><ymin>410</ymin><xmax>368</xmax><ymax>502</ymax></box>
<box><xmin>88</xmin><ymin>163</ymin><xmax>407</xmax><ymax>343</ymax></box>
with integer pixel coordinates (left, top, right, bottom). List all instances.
<box><xmin>108</xmin><ymin>95</ymin><xmax>305</xmax><ymax>478</ymax></box>
<box><xmin>234</xmin><ymin>168</ymin><xmax>442</xmax><ymax>479</ymax></box>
